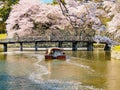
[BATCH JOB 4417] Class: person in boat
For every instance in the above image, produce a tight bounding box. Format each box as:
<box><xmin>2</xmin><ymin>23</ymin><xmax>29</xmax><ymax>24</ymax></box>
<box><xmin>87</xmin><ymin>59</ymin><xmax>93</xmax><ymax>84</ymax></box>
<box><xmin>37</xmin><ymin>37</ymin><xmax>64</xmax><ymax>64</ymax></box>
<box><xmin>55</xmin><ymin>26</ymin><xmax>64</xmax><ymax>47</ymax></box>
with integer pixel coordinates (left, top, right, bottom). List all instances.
<box><xmin>51</xmin><ymin>49</ymin><xmax>63</xmax><ymax>57</ymax></box>
<box><xmin>45</xmin><ymin>48</ymin><xmax>66</xmax><ymax>60</ymax></box>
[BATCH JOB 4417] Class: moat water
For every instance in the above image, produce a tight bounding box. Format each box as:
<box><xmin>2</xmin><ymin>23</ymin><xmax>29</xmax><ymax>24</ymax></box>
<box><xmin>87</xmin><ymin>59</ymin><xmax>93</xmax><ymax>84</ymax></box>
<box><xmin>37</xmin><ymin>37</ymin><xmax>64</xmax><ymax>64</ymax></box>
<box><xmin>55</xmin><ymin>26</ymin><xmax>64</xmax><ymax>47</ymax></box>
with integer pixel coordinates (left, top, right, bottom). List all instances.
<box><xmin>0</xmin><ymin>49</ymin><xmax>120</xmax><ymax>90</ymax></box>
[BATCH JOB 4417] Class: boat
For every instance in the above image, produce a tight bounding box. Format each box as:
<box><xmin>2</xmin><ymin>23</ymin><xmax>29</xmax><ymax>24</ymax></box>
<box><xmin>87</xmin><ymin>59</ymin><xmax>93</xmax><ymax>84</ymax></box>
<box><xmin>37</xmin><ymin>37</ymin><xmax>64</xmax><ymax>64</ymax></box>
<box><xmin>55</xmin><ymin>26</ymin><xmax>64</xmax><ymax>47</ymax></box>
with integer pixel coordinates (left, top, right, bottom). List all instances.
<box><xmin>45</xmin><ymin>47</ymin><xmax>66</xmax><ymax>60</ymax></box>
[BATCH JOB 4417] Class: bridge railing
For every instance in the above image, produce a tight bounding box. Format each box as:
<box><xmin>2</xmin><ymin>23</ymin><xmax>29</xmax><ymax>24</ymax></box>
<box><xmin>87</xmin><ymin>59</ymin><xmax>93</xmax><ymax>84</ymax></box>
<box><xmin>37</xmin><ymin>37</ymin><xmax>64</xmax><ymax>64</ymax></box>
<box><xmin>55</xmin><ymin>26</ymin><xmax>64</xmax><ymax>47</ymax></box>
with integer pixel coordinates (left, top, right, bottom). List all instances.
<box><xmin>0</xmin><ymin>36</ymin><xmax>49</xmax><ymax>42</ymax></box>
<box><xmin>0</xmin><ymin>36</ymin><xmax>95</xmax><ymax>42</ymax></box>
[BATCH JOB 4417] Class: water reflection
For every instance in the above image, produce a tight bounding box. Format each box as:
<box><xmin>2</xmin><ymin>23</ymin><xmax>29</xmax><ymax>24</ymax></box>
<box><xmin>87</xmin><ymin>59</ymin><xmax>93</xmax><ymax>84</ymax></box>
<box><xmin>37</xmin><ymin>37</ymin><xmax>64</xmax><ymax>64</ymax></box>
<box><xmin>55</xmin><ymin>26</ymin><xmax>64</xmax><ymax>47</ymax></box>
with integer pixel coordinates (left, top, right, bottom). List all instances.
<box><xmin>0</xmin><ymin>53</ymin><xmax>7</xmax><ymax>60</ymax></box>
<box><xmin>0</xmin><ymin>50</ymin><xmax>120</xmax><ymax>90</ymax></box>
<box><xmin>106</xmin><ymin>59</ymin><xmax>120</xmax><ymax>90</ymax></box>
<box><xmin>105</xmin><ymin>51</ymin><xmax>111</xmax><ymax>60</ymax></box>
<box><xmin>70</xmin><ymin>49</ymin><xmax>111</xmax><ymax>61</ymax></box>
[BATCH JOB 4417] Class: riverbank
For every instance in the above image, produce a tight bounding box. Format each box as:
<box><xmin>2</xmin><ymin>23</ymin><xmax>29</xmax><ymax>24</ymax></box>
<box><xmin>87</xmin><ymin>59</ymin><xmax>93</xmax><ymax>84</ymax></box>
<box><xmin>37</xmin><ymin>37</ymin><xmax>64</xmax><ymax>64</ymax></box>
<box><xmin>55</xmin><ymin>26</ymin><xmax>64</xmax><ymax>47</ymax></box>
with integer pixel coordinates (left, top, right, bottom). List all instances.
<box><xmin>0</xmin><ymin>34</ymin><xmax>6</xmax><ymax>39</ymax></box>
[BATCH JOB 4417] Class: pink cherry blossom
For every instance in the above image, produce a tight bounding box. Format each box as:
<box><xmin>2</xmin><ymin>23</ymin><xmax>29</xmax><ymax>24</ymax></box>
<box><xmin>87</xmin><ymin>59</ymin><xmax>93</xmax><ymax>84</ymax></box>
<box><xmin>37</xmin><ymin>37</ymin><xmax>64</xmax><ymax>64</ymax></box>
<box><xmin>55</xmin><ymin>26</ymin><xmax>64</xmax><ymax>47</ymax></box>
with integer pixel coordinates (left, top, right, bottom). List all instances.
<box><xmin>6</xmin><ymin>0</ymin><xmax>120</xmax><ymax>38</ymax></box>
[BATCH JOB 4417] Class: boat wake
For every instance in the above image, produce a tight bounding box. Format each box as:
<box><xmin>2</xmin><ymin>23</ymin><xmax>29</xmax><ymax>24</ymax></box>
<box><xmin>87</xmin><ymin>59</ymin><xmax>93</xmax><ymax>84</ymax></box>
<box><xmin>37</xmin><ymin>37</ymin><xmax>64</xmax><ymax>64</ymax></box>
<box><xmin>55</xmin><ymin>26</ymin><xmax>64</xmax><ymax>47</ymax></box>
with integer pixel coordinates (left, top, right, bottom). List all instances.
<box><xmin>28</xmin><ymin>54</ymin><xmax>103</xmax><ymax>90</ymax></box>
<box><xmin>29</xmin><ymin>54</ymin><xmax>50</xmax><ymax>81</ymax></box>
<box><xmin>1</xmin><ymin>51</ymin><xmax>103</xmax><ymax>90</ymax></box>
<box><xmin>27</xmin><ymin>79</ymin><xmax>103</xmax><ymax>90</ymax></box>
<box><xmin>66</xmin><ymin>57</ymin><xmax>95</xmax><ymax>73</ymax></box>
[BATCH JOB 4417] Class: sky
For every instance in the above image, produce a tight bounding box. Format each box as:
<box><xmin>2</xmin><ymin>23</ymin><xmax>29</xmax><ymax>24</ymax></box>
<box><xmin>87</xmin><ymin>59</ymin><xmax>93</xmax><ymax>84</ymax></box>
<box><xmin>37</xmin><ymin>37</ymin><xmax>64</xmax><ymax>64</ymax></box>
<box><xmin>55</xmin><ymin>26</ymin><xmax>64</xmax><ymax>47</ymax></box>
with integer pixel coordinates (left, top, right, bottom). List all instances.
<box><xmin>41</xmin><ymin>0</ymin><xmax>53</xmax><ymax>3</ymax></box>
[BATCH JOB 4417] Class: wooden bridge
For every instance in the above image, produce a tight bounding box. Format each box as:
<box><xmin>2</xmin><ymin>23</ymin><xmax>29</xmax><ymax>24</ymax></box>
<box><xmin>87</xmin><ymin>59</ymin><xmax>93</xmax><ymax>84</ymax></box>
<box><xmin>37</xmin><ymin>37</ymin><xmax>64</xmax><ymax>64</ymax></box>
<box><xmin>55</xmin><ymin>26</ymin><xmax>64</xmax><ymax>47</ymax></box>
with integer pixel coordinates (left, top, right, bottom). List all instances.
<box><xmin>0</xmin><ymin>36</ymin><xmax>110</xmax><ymax>52</ymax></box>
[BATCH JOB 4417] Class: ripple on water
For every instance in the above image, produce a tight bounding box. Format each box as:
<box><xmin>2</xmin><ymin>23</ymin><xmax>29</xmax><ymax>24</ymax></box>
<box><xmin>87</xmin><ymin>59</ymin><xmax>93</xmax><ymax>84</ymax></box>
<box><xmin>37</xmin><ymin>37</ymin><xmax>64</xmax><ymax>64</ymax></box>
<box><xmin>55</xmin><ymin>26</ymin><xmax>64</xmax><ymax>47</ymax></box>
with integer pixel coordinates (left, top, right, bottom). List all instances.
<box><xmin>28</xmin><ymin>54</ymin><xmax>103</xmax><ymax>90</ymax></box>
<box><xmin>0</xmin><ymin>51</ymin><xmax>104</xmax><ymax>90</ymax></box>
<box><xmin>28</xmin><ymin>78</ymin><xmax>104</xmax><ymax>90</ymax></box>
<box><xmin>0</xmin><ymin>74</ymin><xmax>44</xmax><ymax>90</ymax></box>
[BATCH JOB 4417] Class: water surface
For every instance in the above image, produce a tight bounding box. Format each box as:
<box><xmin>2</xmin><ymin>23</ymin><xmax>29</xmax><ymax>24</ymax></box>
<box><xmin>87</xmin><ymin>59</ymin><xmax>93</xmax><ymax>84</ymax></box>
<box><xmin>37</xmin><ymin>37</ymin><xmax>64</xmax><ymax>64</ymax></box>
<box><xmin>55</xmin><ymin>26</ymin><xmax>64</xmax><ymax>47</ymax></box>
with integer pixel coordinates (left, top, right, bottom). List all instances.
<box><xmin>0</xmin><ymin>49</ymin><xmax>120</xmax><ymax>90</ymax></box>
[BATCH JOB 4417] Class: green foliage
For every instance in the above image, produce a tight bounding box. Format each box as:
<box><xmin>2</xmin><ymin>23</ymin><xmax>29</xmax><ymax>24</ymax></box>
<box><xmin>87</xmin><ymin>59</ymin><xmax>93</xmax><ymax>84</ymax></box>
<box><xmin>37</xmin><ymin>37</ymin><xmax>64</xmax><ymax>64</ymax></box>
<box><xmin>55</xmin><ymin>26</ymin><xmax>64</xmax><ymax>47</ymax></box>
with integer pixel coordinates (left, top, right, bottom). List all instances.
<box><xmin>52</xmin><ymin>0</ymin><xmax>58</xmax><ymax>5</ymax></box>
<box><xmin>98</xmin><ymin>16</ymin><xmax>112</xmax><ymax>26</ymax></box>
<box><xmin>0</xmin><ymin>0</ymin><xmax>19</xmax><ymax>21</ymax></box>
<box><xmin>0</xmin><ymin>34</ymin><xmax>6</xmax><ymax>51</ymax></box>
<box><xmin>112</xmin><ymin>45</ymin><xmax>120</xmax><ymax>51</ymax></box>
<box><xmin>94</xmin><ymin>43</ymin><xmax>105</xmax><ymax>48</ymax></box>
<box><xmin>0</xmin><ymin>34</ymin><xmax>7</xmax><ymax>39</ymax></box>
<box><xmin>52</xmin><ymin>0</ymin><xmax>65</xmax><ymax>5</ymax></box>
<box><xmin>0</xmin><ymin>0</ymin><xmax>19</xmax><ymax>33</ymax></box>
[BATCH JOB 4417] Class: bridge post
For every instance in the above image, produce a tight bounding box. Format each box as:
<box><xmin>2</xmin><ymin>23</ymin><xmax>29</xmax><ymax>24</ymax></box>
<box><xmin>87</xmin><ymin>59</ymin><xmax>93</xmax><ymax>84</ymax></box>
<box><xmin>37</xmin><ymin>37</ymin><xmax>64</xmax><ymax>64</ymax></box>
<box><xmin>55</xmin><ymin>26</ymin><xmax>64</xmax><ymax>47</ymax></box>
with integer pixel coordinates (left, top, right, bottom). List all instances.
<box><xmin>58</xmin><ymin>41</ymin><xmax>63</xmax><ymax>48</ymax></box>
<box><xmin>35</xmin><ymin>42</ymin><xmax>38</xmax><ymax>51</ymax></box>
<box><xmin>87</xmin><ymin>42</ymin><xmax>93</xmax><ymax>51</ymax></box>
<box><xmin>3</xmin><ymin>43</ymin><xmax>7</xmax><ymax>52</ymax></box>
<box><xmin>104</xmin><ymin>43</ymin><xmax>111</xmax><ymax>51</ymax></box>
<box><xmin>72</xmin><ymin>41</ymin><xmax>77</xmax><ymax>51</ymax></box>
<box><xmin>20</xmin><ymin>42</ymin><xmax>23</xmax><ymax>51</ymax></box>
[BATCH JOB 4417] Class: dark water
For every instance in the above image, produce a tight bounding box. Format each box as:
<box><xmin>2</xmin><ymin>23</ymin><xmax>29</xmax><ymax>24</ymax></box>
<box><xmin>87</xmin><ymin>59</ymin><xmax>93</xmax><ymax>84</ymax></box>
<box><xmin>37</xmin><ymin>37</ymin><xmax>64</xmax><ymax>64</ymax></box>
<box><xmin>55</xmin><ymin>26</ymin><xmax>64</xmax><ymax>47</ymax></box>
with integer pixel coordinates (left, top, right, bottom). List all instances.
<box><xmin>0</xmin><ymin>49</ymin><xmax>120</xmax><ymax>90</ymax></box>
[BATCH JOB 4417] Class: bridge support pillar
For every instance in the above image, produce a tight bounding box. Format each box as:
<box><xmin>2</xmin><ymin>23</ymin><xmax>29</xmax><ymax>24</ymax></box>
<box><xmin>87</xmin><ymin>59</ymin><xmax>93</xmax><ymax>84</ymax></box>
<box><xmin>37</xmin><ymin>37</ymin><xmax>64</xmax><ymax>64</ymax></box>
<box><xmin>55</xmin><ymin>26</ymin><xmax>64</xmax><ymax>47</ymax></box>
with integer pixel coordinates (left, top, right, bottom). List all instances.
<box><xmin>35</xmin><ymin>42</ymin><xmax>38</xmax><ymax>51</ymax></box>
<box><xmin>72</xmin><ymin>41</ymin><xmax>77</xmax><ymax>51</ymax></box>
<box><xmin>87</xmin><ymin>42</ymin><xmax>93</xmax><ymax>51</ymax></box>
<box><xmin>104</xmin><ymin>43</ymin><xmax>111</xmax><ymax>51</ymax></box>
<box><xmin>3</xmin><ymin>43</ymin><xmax>7</xmax><ymax>52</ymax></box>
<box><xmin>58</xmin><ymin>41</ymin><xmax>63</xmax><ymax>48</ymax></box>
<box><xmin>20</xmin><ymin>42</ymin><xmax>23</xmax><ymax>51</ymax></box>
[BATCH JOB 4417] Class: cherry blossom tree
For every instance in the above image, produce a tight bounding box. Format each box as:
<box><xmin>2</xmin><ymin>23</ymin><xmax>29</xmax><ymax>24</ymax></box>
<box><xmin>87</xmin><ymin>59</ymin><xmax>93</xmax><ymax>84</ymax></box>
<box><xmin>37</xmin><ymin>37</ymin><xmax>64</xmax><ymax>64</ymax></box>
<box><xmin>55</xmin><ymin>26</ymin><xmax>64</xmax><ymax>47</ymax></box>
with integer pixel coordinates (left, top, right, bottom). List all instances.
<box><xmin>103</xmin><ymin>0</ymin><xmax>120</xmax><ymax>40</ymax></box>
<box><xmin>6</xmin><ymin>0</ymin><xmax>115</xmax><ymax>43</ymax></box>
<box><xmin>6</xmin><ymin>0</ymin><xmax>70</xmax><ymax>38</ymax></box>
<box><xmin>57</xmin><ymin>0</ymin><xmax>108</xmax><ymax>41</ymax></box>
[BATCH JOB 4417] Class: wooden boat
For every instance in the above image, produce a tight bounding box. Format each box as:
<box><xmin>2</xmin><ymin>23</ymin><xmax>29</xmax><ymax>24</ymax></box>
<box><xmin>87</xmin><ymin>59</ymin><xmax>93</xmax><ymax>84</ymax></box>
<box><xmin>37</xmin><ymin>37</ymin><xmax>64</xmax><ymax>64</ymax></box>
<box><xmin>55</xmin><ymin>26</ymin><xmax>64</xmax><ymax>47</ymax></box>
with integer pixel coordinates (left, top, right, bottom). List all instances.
<box><xmin>45</xmin><ymin>47</ymin><xmax>66</xmax><ymax>60</ymax></box>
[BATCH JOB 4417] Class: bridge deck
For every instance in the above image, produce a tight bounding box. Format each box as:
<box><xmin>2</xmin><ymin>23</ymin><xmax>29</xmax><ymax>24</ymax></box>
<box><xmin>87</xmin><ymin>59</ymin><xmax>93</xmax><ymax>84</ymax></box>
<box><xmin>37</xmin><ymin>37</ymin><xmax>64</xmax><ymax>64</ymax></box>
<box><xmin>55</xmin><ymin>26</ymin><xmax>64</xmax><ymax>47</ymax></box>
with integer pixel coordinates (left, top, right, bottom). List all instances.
<box><xmin>0</xmin><ymin>37</ymin><xmax>109</xmax><ymax>52</ymax></box>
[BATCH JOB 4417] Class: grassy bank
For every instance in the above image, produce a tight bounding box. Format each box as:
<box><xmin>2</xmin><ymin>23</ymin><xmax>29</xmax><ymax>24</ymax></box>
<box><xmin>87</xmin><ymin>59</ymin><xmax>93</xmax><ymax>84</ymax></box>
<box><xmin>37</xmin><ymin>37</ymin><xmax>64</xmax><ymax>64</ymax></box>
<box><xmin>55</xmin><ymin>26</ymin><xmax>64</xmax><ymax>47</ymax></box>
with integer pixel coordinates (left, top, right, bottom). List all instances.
<box><xmin>0</xmin><ymin>34</ymin><xmax>6</xmax><ymax>51</ymax></box>
<box><xmin>93</xmin><ymin>43</ymin><xmax>105</xmax><ymax>48</ymax></box>
<box><xmin>112</xmin><ymin>45</ymin><xmax>120</xmax><ymax>51</ymax></box>
<box><xmin>0</xmin><ymin>34</ymin><xmax>7</xmax><ymax>39</ymax></box>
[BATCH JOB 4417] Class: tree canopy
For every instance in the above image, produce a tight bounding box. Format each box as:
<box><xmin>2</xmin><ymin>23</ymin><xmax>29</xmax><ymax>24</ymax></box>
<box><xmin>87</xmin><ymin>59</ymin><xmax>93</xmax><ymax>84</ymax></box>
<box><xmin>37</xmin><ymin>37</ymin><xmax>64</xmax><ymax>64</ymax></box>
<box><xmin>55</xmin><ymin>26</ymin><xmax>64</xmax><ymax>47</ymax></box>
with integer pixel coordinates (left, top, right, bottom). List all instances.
<box><xmin>5</xmin><ymin>0</ymin><xmax>120</xmax><ymax>43</ymax></box>
<box><xmin>0</xmin><ymin>0</ymin><xmax>19</xmax><ymax>33</ymax></box>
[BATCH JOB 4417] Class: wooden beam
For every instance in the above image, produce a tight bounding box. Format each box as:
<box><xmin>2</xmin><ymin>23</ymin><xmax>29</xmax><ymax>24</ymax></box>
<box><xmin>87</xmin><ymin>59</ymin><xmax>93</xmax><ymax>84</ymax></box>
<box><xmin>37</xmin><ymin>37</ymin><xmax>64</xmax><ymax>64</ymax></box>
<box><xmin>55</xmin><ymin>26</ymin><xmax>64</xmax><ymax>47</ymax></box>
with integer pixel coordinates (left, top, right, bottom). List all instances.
<box><xmin>72</xmin><ymin>41</ymin><xmax>77</xmax><ymax>51</ymax></box>
<box><xmin>104</xmin><ymin>43</ymin><xmax>111</xmax><ymax>51</ymax></box>
<box><xmin>35</xmin><ymin>42</ymin><xmax>38</xmax><ymax>51</ymax></box>
<box><xmin>58</xmin><ymin>41</ymin><xmax>63</xmax><ymax>48</ymax></box>
<box><xmin>87</xmin><ymin>42</ymin><xmax>93</xmax><ymax>51</ymax></box>
<box><xmin>20</xmin><ymin>42</ymin><xmax>23</xmax><ymax>51</ymax></box>
<box><xmin>3</xmin><ymin>43</ymin><xmax>7</xmax><ymax>52</ymax></box>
